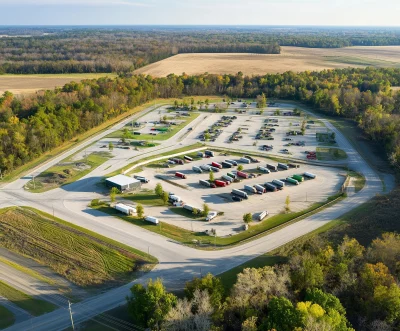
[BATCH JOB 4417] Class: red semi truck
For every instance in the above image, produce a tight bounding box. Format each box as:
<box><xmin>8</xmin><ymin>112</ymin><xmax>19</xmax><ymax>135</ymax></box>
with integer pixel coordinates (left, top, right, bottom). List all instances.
<box><xmin>236</xmin><ymin>171</ymin><xmax>249</xmax><ymax>179</ymax></box>
<box><xmin>215</xmin><ymin>180</ymin><xmax>228</xmax><ymax>187</ymax></box>
<box><xmin>175</xmin><ymin>172</ymin><xmax>187</xmax><ymax>179</ymax></box>
<box><xmin>211</xmin><ymin>162</ymin><xmax>222</xmax><ymax>169</ymax></box>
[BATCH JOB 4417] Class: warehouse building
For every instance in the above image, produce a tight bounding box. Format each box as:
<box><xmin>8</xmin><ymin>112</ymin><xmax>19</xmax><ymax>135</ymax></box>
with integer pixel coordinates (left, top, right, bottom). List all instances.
<box><xmin>105</xmin><ymin>174</ymin><xmax>141</xmax><ymax>192</ymax></box>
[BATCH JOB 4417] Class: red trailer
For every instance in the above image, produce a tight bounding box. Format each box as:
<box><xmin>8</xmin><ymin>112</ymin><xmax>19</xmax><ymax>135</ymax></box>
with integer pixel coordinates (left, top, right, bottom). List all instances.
<box><xmin>175</xmin><ymin>172</ymin><xmax>187</xmax><ymax>179</ymax></box>
<box><xmin>211</xmin><ymin>162</ymin><xmax>222</xmax><ymax>169</ymax></box>
<box><xmin>215</xmin><ymin>180</ymin><xmax>227</xmax><ymax>187</ymax></box>
<box><xmin>237</xmin><ymin>171</ymin><xmax>249</xmax><ymax>179</ymax></box>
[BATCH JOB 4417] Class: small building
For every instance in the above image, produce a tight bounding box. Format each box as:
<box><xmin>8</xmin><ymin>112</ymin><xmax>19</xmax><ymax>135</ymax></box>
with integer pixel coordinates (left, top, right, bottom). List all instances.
<box><xmin>105</xmin><ymin>174</ymin><xmax>141</xmax><ymax>192</ymax></box>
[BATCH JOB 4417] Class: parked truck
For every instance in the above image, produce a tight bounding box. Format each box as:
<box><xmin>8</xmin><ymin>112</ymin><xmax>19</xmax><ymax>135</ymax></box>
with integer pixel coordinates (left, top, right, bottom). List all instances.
<box><xmin>175</xmin><ymin>172</ymin><xmax>187</xmax><ymax>179</ymax></box>
<box><xmin>199</xmin><ymin>179</ymin><xmax>214</xmax><ymax>188</ymax></box>
<box><xmin>183</xmin><ymin>204</ymin><xmax>194</xmax><ymax>212</ymax></box>
<box><xmin>237</xmin><ymin>171</ymin><xmax>249</xmax><ymax>179</ymax></box>
<box><xmin>211</xmin><ymin>161</ymin><xmax>223</xmax><ymax>169</ymax></box>
<box><xmin>232</xmin><ymin>189</ymin><xmax>249</xmax><ymax>199</ymax></box>
<box><xmin>134</xmin><ymin>175</ymin><xmax>149</xmax><ymax>183</ymax></box>
<box><xmin>197</xmin><ymin>152</ymin><xmax>204</xmax><ymax>157</ymax></box>
<box><xmin>227</xmin><ymin>172</ymin><xmax>237</xmax><ymax>179</ymax></box>
<box><xmin>222</xmin><ymin>161</ymin><xmax>233</xmax><ymax>168</ymax></box>
<box><xmin>205</xmin><ymin>150</ymin><xmax>215</xmax><ymax>157</ymax></box>
<box><xmin>272</xmin><ymin>179</ymin><xmax>285</xmax><ymax>189</ymax></box>
<box><xmin>254</xmin><ymin>184</ymin><xmax>266</xmax><ymax>193</ymax></box>
<box><xmin>288</xmin><ymin>163</ymin><xmax>300</xmax><ymax>168</ymax></box>
<box><xmin>215</xmin><ymin>180</ymin><xmax>228</xmax><ymax>187</ymax></box>
<box><xmin>239</xmin><ymin>157</ymin><xmax>251</xmax><ymax>164</ymax></box>
<box><xmin>225</xmin><ymin>159</ymin><xmax>238</xmax><ymax>166</ymax></box>
<box><xmin>172</xmin><ymin>158</ymin><xmax>184</xmax><ymax>165</ymax></box>
<box><xmin>244</xmin><ymin>184</ymin><xmax>257</xmax><ymax>193</ymax></box>
<box><xmin>209</xmin><ymin>166</ymin><xmax>220</xmax><ymax>173</ymax></box>
<box><xmin>200</xmin><ymin>164</ymin><xmax>211</xmax><ymax>171</ymax></box>
<box><xmin>145</xmin><ymin>216</ymin><xmax>159</xmax><ymax>224</ymax></box>
<box><xmin>258</xmin><ymin>166</ymin><xmax>270</xmax><ymax>174</ymax></box>
<box><xmin>266</xmin><ymin>164</ymin><xmax>277</xmax><ymax>171</ymax></box>
<box><xmin>192</xmin><ymin>166</ymin><xmax>203</xmax><ymax>173</ymax></box>
<box><xmin>304</xmin><ymin>172</ymin><xmax>316</xmax><ymax>179</ymax></box>
<box><xmin>292</xmin><ymin>174</ymin><xmax>304</xmax><ymax>182</ymax></box>
<box><xmin>258</xmin><ymin>210</ymin><xmax>269</xmax><ymax>221</ymax></box>
<box><xmin>115</xmin><ymin>203</ymin><xmax>136</xmax><ymax>215</ymax></box>
<box><xmin>184</xmin><ymin>155</ymin><xmax>193</xmax><ymax>162</ymax></box>
<box><xmin>244</xmin><ymin>155</ymin><xmax>260</xmax><ymax>163</ymax></box>
<box><xmin>286</xmin><ymin>177</ymin><xmax>299</xmax><ymax>185</ymax></box>
<box><xmin>264</xmin><ymin>182</ymin><xmax>278</xmax><ymax>192</ymax></box>
<box><xmin>278</xmin><ymin>163</ymin><xmax>289</xmax><ymax>170</ymax></box>
<box><xmin>222</xmin><ymin>175</ymin><xmax>234</xmax><ymax>183</ymax></box>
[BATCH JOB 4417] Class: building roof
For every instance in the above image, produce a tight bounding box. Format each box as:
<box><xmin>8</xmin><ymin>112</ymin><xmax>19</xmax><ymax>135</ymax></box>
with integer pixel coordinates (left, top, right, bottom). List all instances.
<box><xmin>106</xmin><ymin>174</ymin><xmax>140</xmax><ymax>186</ymax></box>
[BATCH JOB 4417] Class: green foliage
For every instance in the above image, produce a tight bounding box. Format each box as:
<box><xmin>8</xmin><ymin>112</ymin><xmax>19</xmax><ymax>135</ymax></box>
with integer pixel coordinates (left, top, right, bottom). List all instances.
<box><xmin>127</xmin><ymin>278</ymin><xmax>177</xmax><ymax>330</ymax></box>
<box><xmin>109</xmin><ymin>186</ymin><xmax>119</xmax><ymax>202</ymax></box>
<box><xmin>264</xmin><ymin>297</ymin><xmax>299</xmax><ymax>331</ymax></box>
<box><xmin>203</xmin><ymin>203</ymin><xmax>210</xmax><ymax>217</ymax></box>
<box><xmin>161</xmin><ymin>191</ymin><xmax>169</xmax><ymax>205</ymax></box>
<box><xmin>155</xmin><ymin>183</ymin><xmax>163</xmax><ymax>197</ymax></box>
<box><xmin>237</xmin><ymin>164</ymin><xmax>244</xmax><ymax>171</ymax></box>
<box><xmin>209</xmin><ymin>170</ymin><xmax>215</xmax><ymax>182</ymax></box>
<box><xmin>136</xmin><ymin>203</ymin><xmax>144</xmax><ymax>218</ymax></box>
<box><xmin>256</xmin><ymin>93</ymin><xmax>267</xmax><ymax>109</ymax></box>
<box><xmin>243</xmin><ymin>213</ymin><xmax>252</xmax><ymax>224</ymax></box>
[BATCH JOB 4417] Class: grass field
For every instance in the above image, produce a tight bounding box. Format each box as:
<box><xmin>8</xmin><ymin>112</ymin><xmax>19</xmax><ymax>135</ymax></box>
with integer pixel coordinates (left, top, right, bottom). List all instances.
<box><xmin>0</xmin><ymin>281</ymin><xmax>56</xmax><ymax>316</ymax></box>
<box><xmin>0</xmin><ymin>73</ymin><xmax>117</xmax><ymax>95</ymax></box>
<box><xmin>0</xmin><ymin>207</ymin><xmax>156</xmax><ymax>287</ymax></box>
<box><xmin>0</xmin><ymin>305</ymin><xmax>15</xmax><ymax>329</ymax></box>
<box><xmin>95</xmin><ymin>192</ymin><xmax>344</xmax><ymax>249</ymax></box>
<box><xmin>25</xmin><ymin>151</ymin><xmax>112</xmax><ymax>193</ymax></box>
<box><xmin>106</xmin><ymin>113</ymin><xmax>200</xmax><ymax>141</ymax></box>
<box><xmin>122</xmin><ymin>190</ymin><xmax>165</xmax><ymax>206</ymax></box>
<box><xmin>316</xmin><ymin>147</ymin><xmax>347</xmax><ymax>161</ymax></box>
<box><xmin>135</xmin><ymin>46</ymin><xmax>400</xmax><ymax>77</ymax></box>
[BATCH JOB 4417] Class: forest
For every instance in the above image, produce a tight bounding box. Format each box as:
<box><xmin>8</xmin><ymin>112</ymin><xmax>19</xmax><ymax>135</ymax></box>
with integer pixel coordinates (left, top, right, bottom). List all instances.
<box><xmin>126</xmin><ymin>232</ymin><xmax>400</xmax><ymax>331</ymax></box>
<box><xmin>2</xmin><ymin>26</ymin><xmax>400</xmax><ymax>74</ymax></box>
<box><xmin>1</xmin><ymin>67</ymin><xmax>400</xmax><ymax>177</ymax></box>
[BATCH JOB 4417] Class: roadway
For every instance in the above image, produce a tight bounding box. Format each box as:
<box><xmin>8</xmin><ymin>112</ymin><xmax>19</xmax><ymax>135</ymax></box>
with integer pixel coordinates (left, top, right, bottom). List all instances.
<box><xmin>1</xmin><ymin>103</ymin><xmax>387</xmax><ymax>331</ymax></box>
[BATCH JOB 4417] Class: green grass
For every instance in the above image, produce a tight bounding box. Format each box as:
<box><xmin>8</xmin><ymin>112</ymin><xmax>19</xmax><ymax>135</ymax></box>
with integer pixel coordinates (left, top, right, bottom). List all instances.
<box><xmin>95</xmin><ymin>193</ymin><xmax>344</xmax><ymax>249</ymax></box>
<box><xmin>169</xmin><ymin>207</ymin><xmax>205</xmax><ymax>220</ymax></box>
<box><xmin>121</xmin><ymin>190</ymin><xmax>165</xmax><ymax>206</ymax></box>
<box><xmin>316</xmin><ymin>147</ymin><xmax>347</xmax><ymax>161</ymax></box>
<box><xmin>0</xmin><ymin>281</ymin><xmax>56</xmax><ymax>316</ymax></box>
<box><xmin>348</xmin><ymin>170</ymin><xmax>366</xmax><ymax>193</ymax></box>
<box><xmin>0</xmin><ymin>207</ymin><xmax>156</xmax><ymax>288</ymax></box>
<box><xmin>106</xmin><ymin>113</ymin><xmax>200</xmax><ymax>141</ymax></box>
<box><xmin>0</xmin><ymin>257</ymin><xmax>56</xmax><ymax>286</ymax></box>
<box><xmin>0</xmin><ymin>305</ymin><xmax>15</xmax><ymax>329</ymax></box>
<box><xmin>25</xmin><ymin>151</ymin><xmax>112</xmax><ymax>193</ymax></box>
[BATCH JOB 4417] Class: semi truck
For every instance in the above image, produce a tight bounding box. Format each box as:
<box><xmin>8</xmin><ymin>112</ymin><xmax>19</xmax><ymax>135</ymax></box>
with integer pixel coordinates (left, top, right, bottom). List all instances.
<box><xmin>304</xmin><ymin>172</ymin><xmax>316</xmax><ymax>179</ymax></box>
<box><xmin>134</xmin><ymin>175</ymin><xmax>149</xmax><ymax>183</ymax></box>
<box><xmin>200</xmin><ymin>164</ymin><xmax>211</xmax><ymax>171</ymax></box>
<box><xmin>175</xmin><ymin>172</ymin><xmax>187</xmax><ymax>179</ymax></box>
<box><xmin>244</xmin><ymin>155</ymin><xmax>260</xmax><ymax>163</ymax></box>
<box><xmin>225</xmin><ymin>159</ymin><xmax>238</xmax><ymax>166</ymax></box>
<box><xmin>211</xmin><ymin>162</ymin><xmax>223</xmax><ymax>169</ymax></box>
<box><xmin>115</xmin><ymin>203</ymin><xmax>136</xmax><ymax>215</ymax></box>
<box><xmin>286</xmin><ymin>177</ymin><xmax>299</xmax><ymax>185</ymax></box>
<box><xmin>227</xmin><ymin>172</ymin><xmax>237</xmax><ymax>179</ymax></box>
<box><xmin>192</xmin><ymin>166</ymin><xmax>203</xmax><ymax>173</ymax></box>
<box><xmin>205</xmin><ymin>150</ymin><xmax>215</xmax><ymax>157</ymax></box>
<box><xmin>288</xmin><ymin>163</ymin><xmax>300</xmax><ymax>168</ymax></box>
<box><xmin>244</xmin><ymin>185</ymin><xmax>257</xmax><ymax>193</ymax></box>
<box><xmin>292</xmin><ymin>174</ymin><xmax>304</xmax><ymax>182</ymax></box>
<box><xmin>266</xmin><ymin>164</ymin><xmax>277</xmax><ymax>171</ymax></box>
<box><xmin>144</xmin><ymin>216</ymin><xmax>159</xmax><ymax>224</ymax></box>
<box><xmin>258</xmin><ymin>166</ymin><xmax>270</xmax><ymax>174</ymax></box>
<box><xmin>199</xmin><ymin>179</ymin><xmax>215</xmax><ymax>188</ymax></box>
<box><xmin>183</xmin><ymin>204</ymin><xmax>194</xmax><ymax>212</ymax></box>
<box><xmin>237</xmin><ymin>171</ymin><xmax>249</xmax><ymax>179</ymax></box>
<box><xmin>258</xmin><ymin>210</ymin><xmax>269</xmax><ymax>221</ymax></box>
<box><xmin>272</xmin><ymin>179</ymin><xmax>285</xmax><ymax>188</ymax></box>
<box><xmin>254</xmin><ymin>184</ymin><xmax>266</xmax><ymax>193</ymax></box>
<box><xmin>278</xmin><ymin>163</ymin><xmax>289</xmax><ymax>170</ymax></box>
<box><xmin>222</xmin><ymin>161</ymin><xmax>233</xmax><ymax>168</ymax></box>
<box><xmin>222</xmin><ymin>175</ymin><xmax>234</xmax><ymax>183</ymax></box>
<box><xmin>210</xmin><ymin>166</ymin><xmax>220</xmax><ymax>173</ymax></box>
<box><xmin>184</xmin><ymin>155</ymin><xmax>193</xmax><ymax>162</ymax></box>
<box><xmin>264</xmin><ymin>182</ymin><xmax>278</xmax><ymax>192</ymax></box>
<box><xmin>232</xmin><ymin>189</ymin><xmax>248</xmax><ymax>199</ymax></box>
<box><xmin>215</xmin><ymin>180</ymin><xmax>228</xmax><ymax>187</ymax></box>
<box><xmin>239</xmin><ymin>157</ymin><xmax>251</xmax><ymax>164</ymax></box>
<box><xmin>172</xmin><ymin>158</ymin><xmax>184</xmax><ymax>165</ymax></box>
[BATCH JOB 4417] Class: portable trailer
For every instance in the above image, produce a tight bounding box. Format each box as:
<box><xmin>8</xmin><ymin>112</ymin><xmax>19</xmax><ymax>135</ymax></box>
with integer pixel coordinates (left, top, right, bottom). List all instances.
<box><xmin>215</xmin><ymin>180</ymin><xmax>227</xmax><ymax>187</ymax></box>
<box><xmin>199</xmin><ymin>179</ymin><xmax>212</xmax><ymax>187</ymax></box>
<box><xmin>145</xmin><ymin>216</ymin><xmax>159</xmax><ymax>224</ymax></box>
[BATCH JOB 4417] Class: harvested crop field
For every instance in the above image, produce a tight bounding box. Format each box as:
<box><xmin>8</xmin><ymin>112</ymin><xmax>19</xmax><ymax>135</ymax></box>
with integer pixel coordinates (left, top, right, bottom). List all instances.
<box><xmin>135</xmin><ymin>46</ymin><xmax>400</xmax><ymax>77</ymax></box>
<box><xmin>0</xmin><ymin>73</ymin><xmax>117</xmax><ymax>95</ymax></box>
<box><xmin>0</xmin><ymin>207</ymin><xmax>155</xmax><ymax>287</ymax></box>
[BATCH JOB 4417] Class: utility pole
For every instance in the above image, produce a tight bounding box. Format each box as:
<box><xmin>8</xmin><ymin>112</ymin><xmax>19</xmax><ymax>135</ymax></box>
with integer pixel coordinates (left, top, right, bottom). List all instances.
<box><xmin>68</xmin><ymin>301</ymin><xmax>75</xmax><ymax>330</ymax></box>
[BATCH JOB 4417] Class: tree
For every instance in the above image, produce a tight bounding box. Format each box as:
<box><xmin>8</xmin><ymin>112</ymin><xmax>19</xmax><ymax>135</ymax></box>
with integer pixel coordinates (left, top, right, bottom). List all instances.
<box><xmin>243</xmin><ymin>213</ymin><xmax>252</xmax><ymax>224</ymax></box>
<box><xmin>256</xmin><ymin>93</ymin><xmax>267</xmax><ymax>109</ymax></box>
<box><xmin>155</xmin><ymin>183</ymin><xmax>163</xmax><ymax>197</ymax></box>
<box><xmin>204</xmin><ymin>132</ymin><xmax>211</xmax><ymax>141</ymax></box>
<box><xmin>241</xmin><ymin>317</ymin><xmax>258</xmax><ymax>331</ymax></box>
<box><xmin>127</xmin><ymin>278</ymin><xmax>177</xmax><ymax>330</ymax></box>
<box><xmin>203</xmin><ymin>203</ymin><xmax>210</xmax><ymax>217</ymax></box>
<box><xmin>285</xmin><ymin>195</ymin><xmax>291</xmax><ymax>213</ymax></box>
<box><xmin>237</xmin><ymin>164</ymin><xmax>244</xmax><ymax>171</ymax></box>
<box><xmin>264</xmin><ymin>297</ymin><xmax>300</xmax><ymax>331</ymax></box>
<box><xmin>162</xmin><ymin>191</ymin><xmax>169</xmax><ymax>205</ymax></box>
<box><xmin>136</xmin><ymin>203</ymin><xmax>144</xmax><ymax>218</ymax></box>
<box><xmin>368</xmin><ymin>232</ymin><xmax>400</xmax><ymax>276</ymax></box>
<box><xmin>184</xmin><ymin>273</ymin><xmax>224</xmax><ymax>309</ymax></box>
<box><xmin>108</xmin><ymin>142</ymin><xmax>114</xmax><ymax>151</ymax></box>
<box><xmin>110</xmin><ymin>187</ymin><xmax>119</xmax><ymax>202</ymax></box>
<box><xmin>209</xmin><ymin>170</ymin><xmax>215</xmax><ymax>182</ymax></box>
<box><xmin>290</xmin><ymin>252</ymin><xmax>324</xmax><ymax>292</ymax></box>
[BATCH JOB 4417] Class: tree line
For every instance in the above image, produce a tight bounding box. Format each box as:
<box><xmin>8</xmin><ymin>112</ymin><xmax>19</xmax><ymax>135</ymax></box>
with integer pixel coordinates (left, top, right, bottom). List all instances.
<box><xmin>1</xmin><ymin>67</ymin><xmax>400</xmax><ymax>176</ymax></box>
<box><xmin>126</xmin><ymin>232</ymin><xmax>400</xmax><ymax>330</ymax></box>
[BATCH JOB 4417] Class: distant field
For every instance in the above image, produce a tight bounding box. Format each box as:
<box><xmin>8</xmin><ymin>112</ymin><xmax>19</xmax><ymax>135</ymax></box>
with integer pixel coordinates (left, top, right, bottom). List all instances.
<box><xmin>0</xmin><ymin>73</ymin><xmax>117</xmax><ymax>95</ymax></box>
<box><xmin>135</xmin><ymin>46</ymin><xmax>400</xmax><ymax>76</ymax></box>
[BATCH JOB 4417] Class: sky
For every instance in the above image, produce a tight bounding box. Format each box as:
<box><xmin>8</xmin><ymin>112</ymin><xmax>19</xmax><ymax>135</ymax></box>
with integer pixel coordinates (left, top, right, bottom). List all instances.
<box><xmin>0</xmin><ymin>0</ymin><xmax>399</xmax><ymax>26</ymax></box>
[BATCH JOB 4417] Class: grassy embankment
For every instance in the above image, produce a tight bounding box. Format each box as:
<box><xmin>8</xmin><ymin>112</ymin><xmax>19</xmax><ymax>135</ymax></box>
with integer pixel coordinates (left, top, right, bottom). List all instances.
<box><xmin>25</xmin><ymin>151</ymin><xmax>112</xmax><ymax>193</ymax></box>
<box><xmin>0</xmin><ymin>305</ymin><xmax>15</xmax><ymax>329</ymax></box>
<box><xmin>106</xmin><ymin>113</ymin><xmax>201</xmax><ymax>141</ymax></box>
<box><xmin>0</xmin><ymin>207</ymin><xmax>156</xmax><ymax>288</ymax></box>
<box><xmin>94</xmin><ymin>191</ymin><xmax>344</xmax><ymax>249</ymax></box>
<box><xmin>0</xmin><ymin>281</ymin><xmax>56</xmax><ymax>316</ymax></box>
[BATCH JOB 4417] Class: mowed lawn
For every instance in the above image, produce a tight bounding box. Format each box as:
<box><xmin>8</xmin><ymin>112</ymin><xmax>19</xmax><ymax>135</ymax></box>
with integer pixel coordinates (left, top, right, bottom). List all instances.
<box><xmin>0</xmin><ymin>207</ymin><xmax>156</xmax><ymax>287</ymax></box>
<box><xmin>316</xmin><ymin>147</ymin><xmax>348</xmax><ymax>161</ymax></box>
<box><xmin>0</xmin><ymin>281</ymin><xmax>56</xmax><ymax>316</ymax></box>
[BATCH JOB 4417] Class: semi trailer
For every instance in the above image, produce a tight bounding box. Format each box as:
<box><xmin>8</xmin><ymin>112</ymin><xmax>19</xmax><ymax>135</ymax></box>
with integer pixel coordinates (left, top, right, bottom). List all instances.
<box><xmin>232</xmin><ymin>189</ymin><xmax>249</xmax><ymax>199</ymax></box>
<box><xmin>286</xmin><ymin>177</ymin><xmax>299</xmax><ymax>185</ymax></box>
<box><xmin>227</xmin><ymin>172</ymin><xmax>237</xmax><ymax>179</ymax></box>
<box><xmin>240</xmin><ymin>157</ymin><xmax>251</xmax><ymax>164</ymax></box>
<box><xmin>210</xmin><ymin>166</ymin><xmax>220</xmax><ymax>173</ymax></box>
<box><xmin>272</xmin><ymin>179</ymin><xmax>285</xmax><ymax>188</ymax></box>
<box><xmin>278</xmin><ymin>163</ymin><xmax>289</xmax><ymax>170</ymax></box>
<box><xmin>222</xmin><ymin>161</ymin><xmax>233</xmax><ymax>168</ymax></box>
<box><xmin>264</xmin><ymin>182</ymin><xmax>278</xmax><ymax>192</ymax></box>
<box><xmin>304</xmin><ymin>172</ymin><xmax>316</xmax><ymax>179</ymax></box>
<box><xmin>200</xmin><ymin>164</ymin><xmax>211</xmax><ymax>171</ymax></box>
<box><xmin>237</xmin><ymin>171</ymin><xmax>249</xmax><ymax>179</ymax></box>
<box><xmin>184</xmin><ymin>155</ymin><xmax>193</xmax><ymax>162</ymax></box>
<box><xmin>266</xmin><ymin>164</ymin><xmax>277</xmax><ymax>171</ymax></box>
<box><xmin>205</xmin><ymin>150</ymin><xmax>215</xmax><ymax>157</ymax></box>
<box><xmin>175</xmin><ymin>172</ymin><xmax>187</xmax><ymax>179</ymax></box>
<box><xmin>225</xmin><ymin>159</ymin><xmax>238</xmax><ymax>166</ymax></box>
<box><xmin>144</xmin><ymin>216</ymin><xmax>159</xmax><ymax>224</ymax></box>
<box><xmin>211</xmin><ymin>162</ymin><xmax>223</xmax><ymax>169</ymax></box>
<box><xmin>258</xmin><ymin>166</ymin><xmax>271</xmax><ymax>174</ymax></box>
<box><xmin>222</xmin><ymin>175</ymin><xmax>234</xmax><ymax>183</ymax></box>
<box><xmin>244</xmin><ymin>185</ymin><xmax>257</xmax><ymax>193</ymax></box>
<box><xmin>258</xmin><ymin>210</ymin><xmax>269</xmax><ymax>221</ymax></box>
<box><xmin>254</xmin><ymin>184</ymin><xmax>266</xmax><ymax>193</ymax></box>
<box><xmin>215</xmin><ymin>180</ymin><xmax>228</xmax><ymax>187</ymax></box>
<box><xmin>292</xmin><ymin>174</ymin><xmax>304</xmax><ymax>182</ymax></box>
<box><xmin>192</xmin><ymin>166</ymin><xmax>203</xmax><ymax>173</ymax></box>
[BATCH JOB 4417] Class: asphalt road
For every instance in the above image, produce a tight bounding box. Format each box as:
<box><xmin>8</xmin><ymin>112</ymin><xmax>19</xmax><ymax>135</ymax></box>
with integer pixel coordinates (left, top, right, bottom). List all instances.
<box><xmin>1</xmin><ymin>103</ymin><xmax>388</xmax><ymax>331</ymax></box>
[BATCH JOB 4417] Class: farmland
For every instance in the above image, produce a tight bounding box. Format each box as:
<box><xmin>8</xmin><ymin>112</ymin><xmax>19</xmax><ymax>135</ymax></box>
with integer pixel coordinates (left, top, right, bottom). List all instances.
<box><xmin>0</xmin><ymin>207</ymin><xmax>156</xmax><ymax>288</ymax></box>
<box><xmin>135</xmin><ymin>46</ymin><xmax>400</xmax><ymax>76</ymax></box>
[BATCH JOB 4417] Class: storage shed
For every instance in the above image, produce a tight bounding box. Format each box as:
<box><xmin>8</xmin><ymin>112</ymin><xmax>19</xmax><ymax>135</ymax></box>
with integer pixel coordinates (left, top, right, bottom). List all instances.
<box><xmin>105</xmin><ymin>175</ymin><xmax>141</xmax><ymax>192</ymax></box>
